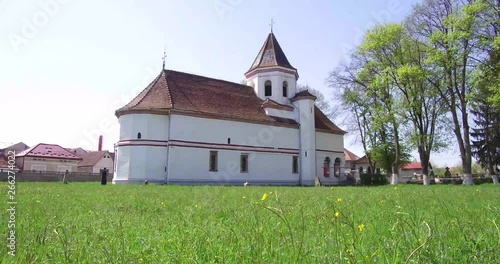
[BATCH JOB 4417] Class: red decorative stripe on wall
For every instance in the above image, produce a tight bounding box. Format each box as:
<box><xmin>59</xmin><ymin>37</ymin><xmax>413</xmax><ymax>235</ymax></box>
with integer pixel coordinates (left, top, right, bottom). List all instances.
<box><xmin>316</xmin><ymin>149</ymin><xmax>344</xmax><ymax>154</ymax></box>
<box><xmin>169</xmin><ymin>144</ymin><xmax>299</xmax><ymax>155</ymax></box>
<box><xmin>118</xmin><ymin>143</ymin><xmax>169</xmax><ymax>148</ymax></box>
<box><xmin>169</xmin><ymin>139</ymin><xmax>298</xmax><ymax>151</ymax></box>
<box><xmin>118</xmin><ymin>139</ymin><xmax>169</xmax><ymax>143</ymax></box>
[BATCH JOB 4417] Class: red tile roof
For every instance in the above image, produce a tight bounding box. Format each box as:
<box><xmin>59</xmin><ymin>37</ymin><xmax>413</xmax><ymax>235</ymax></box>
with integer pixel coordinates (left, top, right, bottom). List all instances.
<box><xmin>344</xmin><ymin>148</ymin><xmax>360</xmax><ymax>161</ymax></box>
<box><xmin>116</xmin><ymin>70</ymin><xmax>299</xmax><ymax>126</ymax></box>
<box><xmin>402</xmin><ymin>162</ymin><xmax>422</xmax><ymax>170</ymax></box>
<box><xmin>16</xmin><ymin>143</ymin><xmax>82</xmax><ymax>160</ymax></box>
<box><xmin>245</xmin><ymin>32</ymin><xmax>297</xmax><ymax>76</ymax></box>
<box><xmin>78</xmin><ymin>151</ymin><xmax>109</xmax><ymax>167</ymax></box>
<box><xmin>261</xmin><ymin>99</ymin><xmax>294</xmax><ymax>111</ymax></box>
<box><xmin>314</xmin><ymin>106</ymin><xmax>346</xmax><ymax>135</ymax></box>
<box><xmin>291</xmin><ymin>90</ymin><xmax>317</xmax><ymax>102</ymax></box>
<box><xmin>116</xmin><ymin>70</ymin><xmax>344</xmax><ymax>134</ymax></box>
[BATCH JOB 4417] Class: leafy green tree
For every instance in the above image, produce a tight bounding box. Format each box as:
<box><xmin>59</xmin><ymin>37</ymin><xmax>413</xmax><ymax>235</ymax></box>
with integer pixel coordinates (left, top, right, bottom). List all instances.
<box><xmin>407</xmin><ymin>0</ymin><xmax>484</xmax><ymax>185</ymax></box>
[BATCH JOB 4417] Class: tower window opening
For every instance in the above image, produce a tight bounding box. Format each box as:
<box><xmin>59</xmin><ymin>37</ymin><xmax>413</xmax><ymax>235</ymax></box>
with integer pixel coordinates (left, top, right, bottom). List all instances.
<box><xmin>282</xmin><ymin>81</ymin><xmax>288</xmax><ymax>97</ymax></box>
<box><xmin>265</xmin><ymin>80</ymin><xmax>272</xmax><ymax>96</ymax></box>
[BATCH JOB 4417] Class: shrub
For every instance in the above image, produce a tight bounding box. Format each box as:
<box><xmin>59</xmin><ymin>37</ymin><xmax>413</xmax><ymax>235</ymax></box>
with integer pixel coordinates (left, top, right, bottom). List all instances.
<box><xmin>360</xmin><ymin>174</ymin><xmax>388</xmax><ymax>186</ymax></box>
<box><xmin>473</xmin><ymin>177</ymin><xmax>493</xmax><ymax>185</ymax></box>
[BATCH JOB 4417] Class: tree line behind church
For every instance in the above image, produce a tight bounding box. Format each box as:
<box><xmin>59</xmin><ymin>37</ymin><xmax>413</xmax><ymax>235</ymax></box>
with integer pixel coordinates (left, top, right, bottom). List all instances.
<box><xmin>327</xmin><ymin>0</ymin><xmax>500</xmax><ymax>185</ymax></box>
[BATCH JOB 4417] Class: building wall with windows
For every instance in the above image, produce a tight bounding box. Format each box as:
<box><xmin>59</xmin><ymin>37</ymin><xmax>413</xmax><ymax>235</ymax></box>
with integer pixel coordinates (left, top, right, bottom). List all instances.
<box><xmin>113</xmin><ymin>113</ymin><xmax>345</xmax><ymax>185</ymax></box>
<box><xmin>16</xmin><ymin>157</ymin><xmax>79</xmax><ymax>173</ymax></box>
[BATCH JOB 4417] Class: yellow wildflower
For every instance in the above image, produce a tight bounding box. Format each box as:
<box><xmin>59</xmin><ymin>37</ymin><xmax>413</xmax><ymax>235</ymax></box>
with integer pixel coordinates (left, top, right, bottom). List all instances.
<box><xmin>394</xmin><ymin>186</ymin><xmax>398</xmax><ymax>190</ymax></box>
<box><xmin>242</xmin><ymin>196</ymin><xmax>246</xmax><ymax>199</ymax></box>
<box><xmin>334</xmin><ymin>211</ymin><xmax>340</xmax><ymax>218</ymax></box>
<box><xmin>337</xmin><ymin>198</ymin><xmax>342</xmax><ymax>203</ymax></box>
<box><xmin>358</xmin><ymin>224</ymin><xmax>365</xmax><ymax>232</ymax></box>
<box><xmin>261</xmin><ymin>193</ymin><xmax>268</xmax><ymax>201</ymax></box>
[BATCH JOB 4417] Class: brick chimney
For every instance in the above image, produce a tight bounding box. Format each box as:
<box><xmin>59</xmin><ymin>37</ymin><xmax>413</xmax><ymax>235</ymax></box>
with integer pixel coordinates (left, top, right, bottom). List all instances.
<box><xmin>98</xmin><ymin>135</ymin><xmax>103</xmax><ymax>151</ymax></box>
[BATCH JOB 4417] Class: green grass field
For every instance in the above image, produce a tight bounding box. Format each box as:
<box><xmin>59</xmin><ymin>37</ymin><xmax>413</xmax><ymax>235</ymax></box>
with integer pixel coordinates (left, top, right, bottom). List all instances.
<box><xmin>1</xmin><ymin>183</ymin><xmax>499</xmax><ymax>263</ymax></box>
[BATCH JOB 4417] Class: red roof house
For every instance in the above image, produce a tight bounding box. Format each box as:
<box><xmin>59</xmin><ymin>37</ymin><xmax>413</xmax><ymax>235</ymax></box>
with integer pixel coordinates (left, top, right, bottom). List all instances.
<box><xmin>15</xmin><ymin>143</ymin><xmax>82</xmax><ymax>173</ymax></box>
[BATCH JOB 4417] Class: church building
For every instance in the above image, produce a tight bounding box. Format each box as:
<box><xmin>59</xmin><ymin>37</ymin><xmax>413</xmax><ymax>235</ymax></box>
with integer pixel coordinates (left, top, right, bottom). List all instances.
<box><xmin>113</xmin><ymin>31</ymin><xmax>346</xmax><ymax>185</ymax></box>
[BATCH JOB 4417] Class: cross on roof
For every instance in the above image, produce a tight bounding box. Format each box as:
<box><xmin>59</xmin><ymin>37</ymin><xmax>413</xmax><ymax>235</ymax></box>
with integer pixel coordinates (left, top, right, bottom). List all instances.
<box><xmin>269</xmin><ymin>18</ymin><xmax>275</xmax><ymax>33</ymax></box>
<box><xmin>162</xmin><ymin>45</ymin><xmax>167</xmax><ymax>70</ymax></box>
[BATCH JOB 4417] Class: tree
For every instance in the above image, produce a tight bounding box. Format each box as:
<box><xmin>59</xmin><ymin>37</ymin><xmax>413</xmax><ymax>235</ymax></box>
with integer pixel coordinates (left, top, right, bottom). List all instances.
<box><xmin>473</xmin><ymin>0</ymin><xmax>500</xmax><ymax>110</ymax></box>
<box><xmin>328</xmin><ymin>53</ymin><xmax>380</xmax><ymax>174</ymax></box>
<box><xmin>407</xmin><ymin>0</ymin><xmax>484</xmax><ymax>185</ymax></box>
<box><xmin>470</xmin><ymin>86</ymin><xmax>500</xmax><ymax>184</ymax></box>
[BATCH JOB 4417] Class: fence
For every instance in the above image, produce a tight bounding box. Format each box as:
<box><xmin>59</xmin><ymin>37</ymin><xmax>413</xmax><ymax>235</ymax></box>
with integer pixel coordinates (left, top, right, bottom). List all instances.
<box><xmin>0</xmin><ymin>171</ymin><xmax>113</xmax><ymax>182</ymax></box>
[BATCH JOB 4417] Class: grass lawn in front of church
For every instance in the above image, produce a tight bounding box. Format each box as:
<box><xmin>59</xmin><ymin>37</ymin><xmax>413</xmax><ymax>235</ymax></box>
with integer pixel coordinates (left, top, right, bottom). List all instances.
<box><xmin>1</xmin><ymin>183</ymin><xmax>499</xmax><ymax>263</ymax></box>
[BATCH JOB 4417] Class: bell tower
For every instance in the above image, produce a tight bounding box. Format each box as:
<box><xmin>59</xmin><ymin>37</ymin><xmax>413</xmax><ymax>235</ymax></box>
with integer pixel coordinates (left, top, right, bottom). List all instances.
<box><xmin>245</xmin><ymin>30</ymin><xmax>299</xmax><ymax>105</ymax></box>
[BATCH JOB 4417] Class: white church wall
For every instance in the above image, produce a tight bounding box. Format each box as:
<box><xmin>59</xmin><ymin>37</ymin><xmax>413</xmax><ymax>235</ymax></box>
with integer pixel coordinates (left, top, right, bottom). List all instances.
<box><xmin>166</xmin><ymin>114</ymin><xmax>301</xmax><ymax>185</ymax></box>
<box><xmin>167</xmin><ymin>147</ymin><xmax>299</xmax><ymax>185</ymax></box>
<box><xmin>315</xmin><ymin>132</ymin><xmax>346</xmax><ymax>185</ymax></box>
<box><xmin>119</xmin><ymin>114</ymin><xmax>170</xmax><ymax>141</ymax></box>
<box><xmin>114</xmin><ymin>114</ymin><xmax>170</xmax><ymax>184</ymax></box>
<box><xmin>263</xmin><ymin>108</ymin><xmax>296</xmax><ymax>120</ymax></box>
<box><xmin>250</xmin><ymin>70</ymin><xmax>297</xmax><ymax>105</ymax></box>
<box><xmin>114</xmin><ymin>145</ymin><xmax>168</xmax><ymax>183</ymax></box>
<box><xmin>169</xmin><ymin>115</ymin><xmax>299</xmax><ymax>150</ymax></box>
<box><xmin>316</xmin><ymin>132</ymin><xmax>344</xmax><ymax>152</ymax></box>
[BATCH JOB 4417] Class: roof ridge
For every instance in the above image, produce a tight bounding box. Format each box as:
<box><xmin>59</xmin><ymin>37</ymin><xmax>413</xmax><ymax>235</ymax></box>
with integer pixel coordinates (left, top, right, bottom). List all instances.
<box><xmin>163</xmin><ymin>70</ymin><xmax>173</xmax><ymax>108</ymax></box>
<box><xmin>164</xmin><ymin>69</ymin><xmax>251</xmax><ymax>89</ymax></box>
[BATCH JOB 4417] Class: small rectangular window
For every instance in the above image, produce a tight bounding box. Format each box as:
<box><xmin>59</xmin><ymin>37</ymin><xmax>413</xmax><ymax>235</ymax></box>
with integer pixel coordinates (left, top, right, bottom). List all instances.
<box><xmin>209</xmin><ymin>151</ymin><xmax>218</xmax><ymax>172</ymax></box>
<box><xmin>292</xmin><ymin>156</ymin><xmax>299</xmax><ymax>174</ymax></box>
<box><xmin>241</xmin><ymin>154</ymin><xmax>249</xmax><ymax>173</ymax></box>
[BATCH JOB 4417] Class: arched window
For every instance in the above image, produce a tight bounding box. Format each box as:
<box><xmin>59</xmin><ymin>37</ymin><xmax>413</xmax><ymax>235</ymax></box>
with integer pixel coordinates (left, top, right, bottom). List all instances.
<box><xmin>367</xmin><ymin>167</ymin><xmax>372</xmax><ymax>174</ymax></box>
<box><xmin>323</xmin><ymin>157</ymin><xmax>331</xmax><ymax>177</ymax></box>
<box><xmin>359</xmin><ymin>167</ymin><xmax>364</xmax><ymax>175</ymax></box>
<box><xmin>265</xmin><ymin>80</ymin><xmax>272</xmax><ymax>96</ymax></box>
<box><xmin>282</xmin><ymin>81</ymin><xmax>288</xmax><ymax>97</ymax></box>
<box><xmin>137</xmin><ymin>132</ymin><xmax>141</xmax><ymax>139</ymax></box>
<box><xmin>334</xmin><ymin>158</ymin><xmax>341</xmax><ymax>177</ymax></box>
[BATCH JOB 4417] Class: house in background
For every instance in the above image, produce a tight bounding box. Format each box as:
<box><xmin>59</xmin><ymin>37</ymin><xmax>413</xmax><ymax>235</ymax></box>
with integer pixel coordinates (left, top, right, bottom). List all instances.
<box><xmin>401</xmin><ymin>162</ymin><xmax>424</xmax><ymax>180</ymax></box>
<box><xmin>66</xmin><ymin>147</ymin><xmax>89</xmax><ymax>157</ymax></box>
<box><xmin>344</xmin><ymin>149</ymin><xmax>372</xmax><ymax>179</ymax></box>
<box><xmin>0</xmin><ymin>142</ymin><xmax>29</xmax><ymax>156</ymax></box>
<box><xmin>344</xmin><ymin>148</ymin><xmax>360</xmax><ymax>175</ymax></box>
<box><xmin>15</xmin><ymin>143</ymin><xmax>82</xmax><ymax>173</ymax></box>
<box><xmin>77</xmin><ymin>150</ymin><xmax>114</xmax><ymax>173</ymax></box>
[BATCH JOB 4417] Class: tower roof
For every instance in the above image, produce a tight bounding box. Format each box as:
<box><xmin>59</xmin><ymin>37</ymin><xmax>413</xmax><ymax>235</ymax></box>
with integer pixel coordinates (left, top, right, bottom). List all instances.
<box><xmin>245</xmin><ymin>32</ymin><xmax>297</xmax><ymax>76</ymax></box>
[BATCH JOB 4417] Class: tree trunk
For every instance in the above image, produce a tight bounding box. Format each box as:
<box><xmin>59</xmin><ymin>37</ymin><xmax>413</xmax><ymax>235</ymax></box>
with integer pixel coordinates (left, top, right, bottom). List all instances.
<box><xmin>492</xmin><ymin>174</ymin><xmax>499</xmax><ymax>184</ymax></box>
<box><xmin>419</xmin><ymin>149</ymin><xmax>430</xmax><ymax>186</ymax></box>
<box><xmin>462</xmin><ymin>173</ymin><xmax>473</xmax><ymax>185</ymax></box>
<box><xmin>422</xmin><ymin>174</ymin><xmax>430</xmax><ymax>185</ymax></box>
<box><xmin>487</xmin><ymin>166</ymin><xmax>499</xmax><ymax>184</ymax></box>
<box><xmin>390</xmin><ymin>173</ymin><xmax>399</xmax><ymax>185</ymax></box>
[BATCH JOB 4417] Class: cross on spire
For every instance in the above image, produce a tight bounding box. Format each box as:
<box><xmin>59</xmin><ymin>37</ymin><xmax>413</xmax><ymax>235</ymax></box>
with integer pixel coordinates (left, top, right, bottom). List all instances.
<box><xmin>162</xmin><ymin>44</ymin><xmax>167</xmax><ymax>70</ymax></box>
<box><xmin>269</xmin><ymin>18</ymin><xmax>275</xmax><ymax>33</ymax></box>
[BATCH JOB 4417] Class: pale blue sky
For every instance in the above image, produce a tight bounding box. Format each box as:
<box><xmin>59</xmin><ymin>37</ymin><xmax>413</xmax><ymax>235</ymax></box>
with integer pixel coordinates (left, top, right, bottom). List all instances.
<box><xmin>0</xmin><ymin>0</ymin><xmax>461</xmax><ymax>166</ymax></box>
